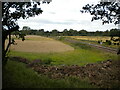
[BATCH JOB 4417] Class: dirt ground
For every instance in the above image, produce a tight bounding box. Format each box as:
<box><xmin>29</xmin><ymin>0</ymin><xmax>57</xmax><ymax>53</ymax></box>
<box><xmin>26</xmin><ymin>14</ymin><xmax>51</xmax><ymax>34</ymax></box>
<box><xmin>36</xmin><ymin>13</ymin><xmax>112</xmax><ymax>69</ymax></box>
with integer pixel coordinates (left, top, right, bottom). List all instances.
<box><xmin>6</xmin><ymin>36</ymin><xmax>74</xmax><ymax>53</ymax></box>
<box><xmin>10</xmin><ymin>56</ymin><xmax>120</xmax><ymax>88</ymax></box>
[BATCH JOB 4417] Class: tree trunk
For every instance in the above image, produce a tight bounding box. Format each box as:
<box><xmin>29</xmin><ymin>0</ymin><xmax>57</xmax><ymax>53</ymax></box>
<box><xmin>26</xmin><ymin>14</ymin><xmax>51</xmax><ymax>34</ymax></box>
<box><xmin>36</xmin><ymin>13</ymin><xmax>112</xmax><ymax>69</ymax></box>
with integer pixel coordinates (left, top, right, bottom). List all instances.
<box><xmin>2</xmin><ymin>30</ymin><xmax>11</xmax><ymax>62</ymax></box>
<box><xmin>2</xmin><ymin>37</ymin><xmax>5</xmax><ymax>61</ymax></box>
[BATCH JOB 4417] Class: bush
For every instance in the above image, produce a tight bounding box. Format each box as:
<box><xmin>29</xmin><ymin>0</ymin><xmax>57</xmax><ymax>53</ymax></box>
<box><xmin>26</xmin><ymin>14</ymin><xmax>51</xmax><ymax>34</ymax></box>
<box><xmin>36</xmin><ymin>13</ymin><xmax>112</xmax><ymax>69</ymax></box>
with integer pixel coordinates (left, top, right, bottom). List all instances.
<box><xmin>105</xmin><ymin>40</ymin><xmax>112</xmax><ymax>45</ymax></box>
<box><xmin>113</xmin><ymin>43</ymin><xmax>117</xmax><ymax>45</ymax></box>
<box><xmin>117</xmin><ymin>43</ymin><xmax>119</xmax><ymax>45</ymax></box>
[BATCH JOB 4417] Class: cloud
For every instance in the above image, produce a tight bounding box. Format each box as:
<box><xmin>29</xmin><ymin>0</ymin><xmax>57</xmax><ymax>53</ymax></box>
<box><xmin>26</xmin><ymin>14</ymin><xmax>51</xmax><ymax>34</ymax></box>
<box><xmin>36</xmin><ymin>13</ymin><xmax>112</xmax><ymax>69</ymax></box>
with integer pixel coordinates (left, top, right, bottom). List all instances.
<box><xmin>17</xmin><ymin>0</ymin><xmax>117</xmax><ymax>31</ymax></box>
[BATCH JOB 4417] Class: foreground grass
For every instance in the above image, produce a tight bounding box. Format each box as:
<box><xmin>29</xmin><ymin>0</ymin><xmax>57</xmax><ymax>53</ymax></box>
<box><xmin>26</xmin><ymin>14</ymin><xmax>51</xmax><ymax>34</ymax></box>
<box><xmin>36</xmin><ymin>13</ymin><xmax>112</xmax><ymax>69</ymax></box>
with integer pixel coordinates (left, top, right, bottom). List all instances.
<box><xmin>3</xmin><ymin>60</ymin><xmax>96</xmax><ymax>88</ymax></box>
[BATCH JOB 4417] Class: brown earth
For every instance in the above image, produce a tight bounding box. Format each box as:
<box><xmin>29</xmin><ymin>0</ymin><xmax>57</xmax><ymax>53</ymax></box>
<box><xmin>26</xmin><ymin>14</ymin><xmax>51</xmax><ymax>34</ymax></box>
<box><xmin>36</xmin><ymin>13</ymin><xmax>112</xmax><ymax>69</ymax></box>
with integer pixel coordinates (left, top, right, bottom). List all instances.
<box><xmin>10</xmin><ymin>56</ymin><xmax>120</xmax><ymax>88</ymax></box>
<box><xmin>5</xmin><ymin>35</ymin><xmax>74</xmax><ymax>53</ymax></box>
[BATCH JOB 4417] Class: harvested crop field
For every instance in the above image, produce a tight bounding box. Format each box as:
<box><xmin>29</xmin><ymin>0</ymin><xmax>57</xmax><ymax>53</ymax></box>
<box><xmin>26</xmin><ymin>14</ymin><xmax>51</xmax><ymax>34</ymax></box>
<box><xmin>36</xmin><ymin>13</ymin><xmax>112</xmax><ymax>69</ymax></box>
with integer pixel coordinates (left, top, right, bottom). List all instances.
<box><xmin>7</xmin><ymin>35</ymin><xmax>74</xmax><ymax>53</ymax></box>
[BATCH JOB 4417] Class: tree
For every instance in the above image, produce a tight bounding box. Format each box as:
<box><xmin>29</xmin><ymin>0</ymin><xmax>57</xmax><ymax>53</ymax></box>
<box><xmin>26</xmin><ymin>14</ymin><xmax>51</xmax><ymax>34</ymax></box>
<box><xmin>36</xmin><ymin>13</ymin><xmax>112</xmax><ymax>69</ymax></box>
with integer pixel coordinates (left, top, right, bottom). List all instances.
<box><xmin>81</xmin><ymin>0</ymin><xmax>120</xmax><ymax>54</ymax></box>
<box><xmin>81</xmin><ymin>1</ymin><xmax>120</xmax><ymax>25</ymax></box>
<box><xmin>38</xmin><ymin>29</ymin><xmax>45</xmax><ymax>36</ymax></box>
<box><xmin>22</xmin><ymin>26</ymin><xmax>31</xmax><ymax>31</ymax></box>
<box><xmin>63</xmin><ymin>29</ymin><xmax>69</xmax><ymax>36</ymax></box>
<box><xmin>51</xmin><ymin>29</ymin><xmax>59</xmax><ymax>36</ymax></box>
<box><xmin>69</xmin><ymin>29</ymin><xmax>79</xmax><ymax>36</ymax></box>
<box><xmin>109</xmin><ymin>28</ymin><xmax>119</xmax><ymax>36</ymax></box>
<box><xmin>79</xmin><ymin>29</ymin><xmax>87</xmax><ymax>36</ymax></box>
<box><xmin>2</xmin><ymin>1</ymin><xmax>51</xmax><ymax>61</ymax></box>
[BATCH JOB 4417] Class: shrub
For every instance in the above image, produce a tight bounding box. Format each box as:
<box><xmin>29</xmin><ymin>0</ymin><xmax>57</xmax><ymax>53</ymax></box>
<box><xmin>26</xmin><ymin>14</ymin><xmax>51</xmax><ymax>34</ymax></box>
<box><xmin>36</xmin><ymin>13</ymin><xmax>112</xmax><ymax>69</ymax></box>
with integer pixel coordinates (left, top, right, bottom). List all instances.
<box><xmin>105</xmin><ymin>40</ymin><xmax>111</xmax><ymax>45</ymax></box>
<box><xmin>113</xmin><ymin>43</ymin><xmax>117</xmax><ymax>45</ymax></box>
<box><xmin>117</xmin><ymin>43</ymin><xmax>119</xmax><ymax>45</ymax></box>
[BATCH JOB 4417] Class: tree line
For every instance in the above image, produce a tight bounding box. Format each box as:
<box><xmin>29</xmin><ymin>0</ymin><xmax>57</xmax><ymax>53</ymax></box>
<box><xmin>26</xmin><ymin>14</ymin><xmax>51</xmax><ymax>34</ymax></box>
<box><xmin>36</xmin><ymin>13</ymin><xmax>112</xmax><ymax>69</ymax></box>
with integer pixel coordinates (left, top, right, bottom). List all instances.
<box><xmin>13</xmin><ymin>26</ymin><xmax>120</xmax><ymax>37</ymax></box>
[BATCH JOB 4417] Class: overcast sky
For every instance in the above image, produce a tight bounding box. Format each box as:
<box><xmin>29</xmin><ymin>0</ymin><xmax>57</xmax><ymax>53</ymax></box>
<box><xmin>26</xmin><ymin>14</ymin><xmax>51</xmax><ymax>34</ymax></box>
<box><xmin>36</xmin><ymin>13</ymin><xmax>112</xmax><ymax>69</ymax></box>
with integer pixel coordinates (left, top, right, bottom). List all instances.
<box><xmin>17</xmin><ymin>0</ymin><xmax>117</xmax><ymax>31</ymax></box>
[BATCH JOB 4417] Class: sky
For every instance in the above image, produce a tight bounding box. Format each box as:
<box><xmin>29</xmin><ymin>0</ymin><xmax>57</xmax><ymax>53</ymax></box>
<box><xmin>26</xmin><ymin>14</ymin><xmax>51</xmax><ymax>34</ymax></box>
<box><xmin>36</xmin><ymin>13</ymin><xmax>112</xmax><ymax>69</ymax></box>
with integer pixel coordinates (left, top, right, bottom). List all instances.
<box><xmin>17</xmin><ymin>0</ymin><xmax>118</xmax><ymax>32</ymax></box>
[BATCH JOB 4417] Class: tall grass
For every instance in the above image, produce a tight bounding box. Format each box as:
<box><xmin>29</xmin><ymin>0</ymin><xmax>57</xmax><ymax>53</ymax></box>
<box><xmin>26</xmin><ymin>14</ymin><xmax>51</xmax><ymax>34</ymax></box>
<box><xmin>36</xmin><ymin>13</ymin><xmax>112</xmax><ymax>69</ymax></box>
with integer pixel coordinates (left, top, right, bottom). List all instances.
<box><xmin>3</xmin><ymin>60</ymin><xmax>97</xmax><ymax>88</ymax></box>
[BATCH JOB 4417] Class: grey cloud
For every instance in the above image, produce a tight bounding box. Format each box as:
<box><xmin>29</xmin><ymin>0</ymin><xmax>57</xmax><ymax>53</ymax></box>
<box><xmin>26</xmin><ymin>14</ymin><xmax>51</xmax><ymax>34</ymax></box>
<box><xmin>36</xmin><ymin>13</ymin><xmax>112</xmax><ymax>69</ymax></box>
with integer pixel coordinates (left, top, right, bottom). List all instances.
<box><xmin>48</xmin><ymin>12</ymin><xmax>56</xmax><ymax>14</ymax></box>
<box><xmin>38</xmin><ymin>19</ymin><xmax>75</xmax><ymax>25</ymax></box>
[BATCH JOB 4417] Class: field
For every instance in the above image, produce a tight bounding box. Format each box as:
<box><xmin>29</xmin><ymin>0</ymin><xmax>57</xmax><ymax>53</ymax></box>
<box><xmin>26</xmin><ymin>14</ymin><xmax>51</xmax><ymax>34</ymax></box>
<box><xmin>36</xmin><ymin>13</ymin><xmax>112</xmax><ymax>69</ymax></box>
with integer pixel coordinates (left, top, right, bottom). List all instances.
<box><xmin>3</xmin><ymin>35</ymin><xmax>119</xmax><ymax>88</ymax></box>
<box><xmin>68</xmin><ymin>36</ymin><xmax>119</xmax><ymax>42</ymax></box>
<box><xmin>67</xmin><ymin>36</ymin><xmax>119</xmax><ymax>49</ymax></box>
<box><xmin>8</xmin><ymin>35</ymin><xmax>117</xmax><ymax>66</ymax></box>
<box><xmin>7</xmin><ymin>35</ymin><xmax>74</xmax><ymax>53</ymax></box>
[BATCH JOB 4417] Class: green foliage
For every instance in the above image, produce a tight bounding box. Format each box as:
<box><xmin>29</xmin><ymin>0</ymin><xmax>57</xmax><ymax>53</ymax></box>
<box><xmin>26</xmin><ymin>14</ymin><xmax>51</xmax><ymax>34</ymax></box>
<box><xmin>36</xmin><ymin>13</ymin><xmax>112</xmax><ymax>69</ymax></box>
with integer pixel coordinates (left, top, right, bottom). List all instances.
<box><xmin>81</xmin><ymin>1</ymin><xmax>120</xmax><ymax>25</ymax></box>
<box><xmin>43</xmin><ymin>58</ymin><xmax>53</xmax><ymax>65</ymax></box>
<box><xmin>105</xmin><ymin>40</ymin><xmax>112</xmax><ymax>45</ymax></box>
<box><xmin>72</xmin><ymin>43</ymin><xmax>92</xmax><ymax>50</ymax></box>
<box><xmin>9</xmin><ymin>43</ymin><xmax>117</xmax><ymax>66</ymax></box>
<box><xmin>20</xmin><ymin>27</ymin><xmax>120</xmax><ymax>37</ymax></box>
<box><xmin>3</xmin><ymin>60</ymin><xmax>97</xmax><ymax>88</ymax></box>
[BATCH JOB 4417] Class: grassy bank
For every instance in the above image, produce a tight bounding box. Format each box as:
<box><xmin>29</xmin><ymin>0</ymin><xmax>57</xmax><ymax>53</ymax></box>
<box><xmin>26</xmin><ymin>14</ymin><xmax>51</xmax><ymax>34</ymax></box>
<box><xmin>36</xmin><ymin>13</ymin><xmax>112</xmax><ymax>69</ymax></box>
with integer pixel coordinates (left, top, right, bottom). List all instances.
<box><xmin>3</xmin><ymin>60</ymin><xmax>96</xmax><ymax>88</ymax></box>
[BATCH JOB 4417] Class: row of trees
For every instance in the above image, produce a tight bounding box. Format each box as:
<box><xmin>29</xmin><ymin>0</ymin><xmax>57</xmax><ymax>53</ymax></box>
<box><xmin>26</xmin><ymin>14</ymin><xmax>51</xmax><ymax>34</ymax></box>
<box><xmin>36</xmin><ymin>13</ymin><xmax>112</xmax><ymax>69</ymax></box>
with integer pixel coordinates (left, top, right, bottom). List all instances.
<box><xmin>16</xmin><ymin>26</ymin><xmax>120</xmax><ymax>37</ymax></box>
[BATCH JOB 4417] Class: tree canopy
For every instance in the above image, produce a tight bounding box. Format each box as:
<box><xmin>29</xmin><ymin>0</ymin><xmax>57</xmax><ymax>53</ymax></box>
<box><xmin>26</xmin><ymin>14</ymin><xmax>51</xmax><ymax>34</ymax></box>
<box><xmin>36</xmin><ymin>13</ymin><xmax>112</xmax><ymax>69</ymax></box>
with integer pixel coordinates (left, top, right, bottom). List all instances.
<box><xmin>81</xmin><ymin>1</ymin><xmax>120</xmax><ymax>25</ymax></box>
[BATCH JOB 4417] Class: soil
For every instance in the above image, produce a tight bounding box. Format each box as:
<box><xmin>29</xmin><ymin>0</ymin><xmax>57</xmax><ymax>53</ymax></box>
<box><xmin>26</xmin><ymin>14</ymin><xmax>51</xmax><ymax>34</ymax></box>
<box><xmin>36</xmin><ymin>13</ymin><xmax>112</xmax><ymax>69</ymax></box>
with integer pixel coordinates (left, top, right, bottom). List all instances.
<box><xmin>6</xmin><ymin>40</ymin><xmax>74</xmax><ymax>53</ymax></box>
<box><xmin>10</xmin><ymin>56</ymin><xmax>120</xmax><ymax>88</ymax></box>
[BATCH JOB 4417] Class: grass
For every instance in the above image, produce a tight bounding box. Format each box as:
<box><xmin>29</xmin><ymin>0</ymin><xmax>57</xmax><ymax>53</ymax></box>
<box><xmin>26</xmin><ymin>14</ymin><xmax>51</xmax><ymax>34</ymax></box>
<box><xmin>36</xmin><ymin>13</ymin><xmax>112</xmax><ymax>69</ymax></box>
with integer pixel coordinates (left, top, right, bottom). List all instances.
<box><xmin>9</xmin><ymin>44</ymin><xmax>117</xmax><ymax>66</ymax></box>
<box><xmin>4</xmin><ymin>35</ymin><xmax>118</xmax><ymax>88</ymax></box>
<box><xmin>3</xmin><ymin>60</ymin><xmax>97</xmax><ymax>88</ymax></box>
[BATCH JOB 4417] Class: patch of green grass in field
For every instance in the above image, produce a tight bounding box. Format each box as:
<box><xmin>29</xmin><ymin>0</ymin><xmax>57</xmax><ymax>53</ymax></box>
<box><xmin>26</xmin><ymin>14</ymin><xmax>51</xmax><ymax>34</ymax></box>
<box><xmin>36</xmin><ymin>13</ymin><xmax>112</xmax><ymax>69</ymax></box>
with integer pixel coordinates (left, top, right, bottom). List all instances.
<box><xmin>9</xmin><ymin>46</ymin><xmax>117</xmax><ymax>66</ymax></box>
<box><xmin>3</xmin><ymin>60</ymin><xmax>97</xmax><ymax>88</ymax></box>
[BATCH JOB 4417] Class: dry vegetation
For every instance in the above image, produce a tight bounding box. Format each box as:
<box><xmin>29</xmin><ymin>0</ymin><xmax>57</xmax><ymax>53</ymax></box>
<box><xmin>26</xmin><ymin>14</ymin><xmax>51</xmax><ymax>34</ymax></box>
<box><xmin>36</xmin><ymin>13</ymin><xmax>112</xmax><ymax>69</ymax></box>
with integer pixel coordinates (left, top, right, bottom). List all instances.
<box><xmin>6</xmin><ymin>35</ymin><xmax>74</xmax><ymax>53</ymax></box>
<box><xmin>68</xmin><ymin>36</ymin><xmax>119</xmax><ymax>42</ymax></box>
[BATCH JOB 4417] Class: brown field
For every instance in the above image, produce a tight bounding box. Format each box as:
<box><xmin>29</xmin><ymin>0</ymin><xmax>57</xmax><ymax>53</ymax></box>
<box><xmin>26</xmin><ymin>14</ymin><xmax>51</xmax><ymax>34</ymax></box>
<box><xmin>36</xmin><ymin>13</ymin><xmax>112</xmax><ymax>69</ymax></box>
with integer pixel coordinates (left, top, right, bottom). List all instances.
<box><xmin>6</xmin><ymin>35</ymin><xmax>74</xmax><ymax>53</ymax></box>
<box><xmin>68</xmin><ymin>36</ymin><xmax>119</xmax><ymax>42</ymax></box>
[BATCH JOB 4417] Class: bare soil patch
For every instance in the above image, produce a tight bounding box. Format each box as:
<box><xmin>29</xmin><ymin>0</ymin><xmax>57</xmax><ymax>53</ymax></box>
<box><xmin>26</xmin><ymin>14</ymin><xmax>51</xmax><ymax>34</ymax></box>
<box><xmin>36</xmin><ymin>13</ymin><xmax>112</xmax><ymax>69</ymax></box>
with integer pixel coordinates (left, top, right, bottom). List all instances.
<box><xmin>7</xmin><ymin>36</ymin><xmax>74</xmax><ymax>53</ymax></box>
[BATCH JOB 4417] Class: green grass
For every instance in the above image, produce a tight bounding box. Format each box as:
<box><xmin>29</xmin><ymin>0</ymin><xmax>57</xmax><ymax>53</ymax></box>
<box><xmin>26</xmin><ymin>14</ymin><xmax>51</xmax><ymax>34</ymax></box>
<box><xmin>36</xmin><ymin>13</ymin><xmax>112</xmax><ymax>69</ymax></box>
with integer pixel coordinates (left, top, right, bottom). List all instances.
<box><xmin>8</xmin><ymin>36</ymin><xmax>118</xmax><ymax>66</ymax></box>
<box><xmin>3</xmin><ymin>60</ymin><xmax>97</xmax><ymax>88</ymax></box>
<box><xmin>9</xmin><ymin>45</ymin><xmax>117</xmax><ymax>66</ymax></box>
<box><xmin>4</xmin><ymin>36</ymin><xmax>118</xmax><ymax>88</ymax></box>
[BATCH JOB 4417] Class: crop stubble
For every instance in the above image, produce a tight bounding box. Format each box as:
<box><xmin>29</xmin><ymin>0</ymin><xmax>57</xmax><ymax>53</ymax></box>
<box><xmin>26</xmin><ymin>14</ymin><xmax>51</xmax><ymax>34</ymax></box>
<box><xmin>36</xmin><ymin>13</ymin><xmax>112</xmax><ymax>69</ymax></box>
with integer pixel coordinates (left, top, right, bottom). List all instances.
<box><xmin>7</xmin><ymin>35</ymin><xmax>74</xmax><ymax>53</ymax></box>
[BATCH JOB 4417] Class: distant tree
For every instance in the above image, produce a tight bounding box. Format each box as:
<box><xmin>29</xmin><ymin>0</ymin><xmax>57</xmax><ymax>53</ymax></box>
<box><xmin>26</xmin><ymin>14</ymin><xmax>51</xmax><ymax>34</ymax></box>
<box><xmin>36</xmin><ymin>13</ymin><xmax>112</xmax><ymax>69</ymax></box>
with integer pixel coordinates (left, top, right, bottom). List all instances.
<box><xmin>2</xmin><ymin>1</ymin><xmax>51</xmax><ymax>62</ymax></box>
<box><xmin>51</xmin><ymin>29</ymin><xmax>59</xmax><ymax>36</ymax></box>
<box><xmin>38</xmin><ymin>29</ymin><xmax>45</xmax><ymax>36</ymax></box>
<box><xmin>63</xmin><ymin>29</ymin><xmax>69</xmax><ymax>36</ymax></box>
<box><xmin>45</xmin><ymin>31</ymin><xmax>50</xmax><ymax>37</ymax></box>
<box><xmin>22</xmin><ymin>26</ymin><xmax>31</xmax><ymax>31</ymax></box>
<box><xmin>103</xmin><ymin>30</ymin><xmax>110</xmax><ymax>36</ymax></box>
<box><xmin>79</xmin><ymin>30</ymin><xmax>87</xmax><ymax>36</ymax></box>
<box><xmin>68</xmin><ymin>29</ymin><xmax>79</xmax><ymax>36</ymax></box>
<box><xmin>94</xmin><ymin>31</ymin><xmax>103</xmax><ymax>36</ymax></box>
<box><xmin>109</xmin><ymin>28</ymin><xmax>119</xmax><ymax>36</ymax></box>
